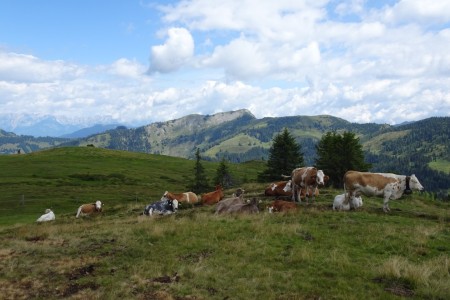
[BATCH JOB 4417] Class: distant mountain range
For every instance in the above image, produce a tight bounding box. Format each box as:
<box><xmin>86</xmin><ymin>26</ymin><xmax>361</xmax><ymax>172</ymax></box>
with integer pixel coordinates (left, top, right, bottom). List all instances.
<box><xmin>1</xmin><ymin>109</ymin><xmax>449</xmax><ymax>195</ymax></box>
<box><xmin>0</xmin><ymin>113</ymin><xmax>127</xmax><ymax>137</ymax></box>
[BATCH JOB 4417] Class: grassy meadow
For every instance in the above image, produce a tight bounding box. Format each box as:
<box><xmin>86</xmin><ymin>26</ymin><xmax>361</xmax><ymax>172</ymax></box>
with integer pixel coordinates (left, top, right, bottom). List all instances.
<box><xmin>0</xmin><ymin>147</ymin><xmax>449</xmax><ymax>299</ymax></box>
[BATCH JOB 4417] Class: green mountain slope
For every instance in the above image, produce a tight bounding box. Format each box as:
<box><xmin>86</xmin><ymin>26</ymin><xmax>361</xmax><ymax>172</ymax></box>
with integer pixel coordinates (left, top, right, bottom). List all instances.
<box><xmin>1</xmin><ymin>111</ymin><xmax>449</xmax><ymax>195</ymax></box>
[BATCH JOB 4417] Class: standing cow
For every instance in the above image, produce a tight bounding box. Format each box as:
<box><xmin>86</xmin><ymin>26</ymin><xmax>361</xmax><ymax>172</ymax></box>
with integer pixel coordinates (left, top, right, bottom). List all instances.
<box><xmin>289</xmin><ymin>167</ymin><xmax>326</xmax><ymax>203</ymax></box>
<box><xmin>343</xmin><ymin>171</ymin><xmax>424</xmax><ymax>212</ymax></box>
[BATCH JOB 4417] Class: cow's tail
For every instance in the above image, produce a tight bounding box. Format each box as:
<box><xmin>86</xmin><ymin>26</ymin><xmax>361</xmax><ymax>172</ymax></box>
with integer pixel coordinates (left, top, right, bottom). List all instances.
<box><xmin>76</xmin><ymin>206</ymin><xmax>82</xmax><ymax>218</ymax></box>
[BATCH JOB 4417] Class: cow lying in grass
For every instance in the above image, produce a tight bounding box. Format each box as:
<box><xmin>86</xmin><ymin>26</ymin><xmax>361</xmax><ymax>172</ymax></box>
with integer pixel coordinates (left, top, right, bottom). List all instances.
<box><xmin>201</xmin><ymin>185</ymin><xmax>224</xmax><ymax>205</ymax></box>
<box><xmin>333</xmin><ymin>193</ymin><xmax>363</xmax><ymax>211</ymax></box>
<box><xmin>161</xmin><ymin>191</ymin><xmax>199</xmax><ymax>205</ymax></box>
<box><xmin>143</xmin><ymin>199</ymin><xmax>179</xmax><ymax>216</ymax></box>
<box><xmin>76</xmin><ymin>200</ymin><xmax>102</xmax><ymax>218</ymax></box>
<box><xmin>36</xmin><ymin>209</ymin><xmax>55</xmax><ymax>222</ymax></box>
<box><xmin>215</xmin><ymin>194</ymin><xmax>246</xmax><ymax>214</ymax></box>
<box><xmin>221</xmin><ymin>197</ymin><xmax>260</xmax><ymax>214</ymax></box>
<box><xmin>267</xmin><ymin>200</ymin><xmax>298</xmax><ymax>213</ymax></box>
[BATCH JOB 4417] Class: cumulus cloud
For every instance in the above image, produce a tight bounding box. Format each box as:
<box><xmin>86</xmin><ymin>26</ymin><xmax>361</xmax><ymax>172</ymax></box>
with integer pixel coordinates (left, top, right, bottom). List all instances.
<box><xmin>1</xmin><ymin>0</ymin><xmax>450</xmax><ymax>131</ymax></box>
<box><xmin>0</xmin><ymin>52</ymin><xmax>84</xmax><ymax>83</ymax></box>
<box><xmin>148</xmin><ymin>27</ymin><xmax>194</xmax><ymax>73</ymax></box>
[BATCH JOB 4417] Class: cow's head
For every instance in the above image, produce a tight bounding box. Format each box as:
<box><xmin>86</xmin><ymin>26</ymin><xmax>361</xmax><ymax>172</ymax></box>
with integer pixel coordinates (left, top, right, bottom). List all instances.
<box><xmin>409</xmin><ymin>174</ymin><xmax>424</xmax><ymax>192</ymax></box>
<box><xmin>95</xmin><ymin>200</ymin><xmax>102</xmax><ymax>211</ymax></box>
<box><xmin>283</xmin><ymin>180</ymin><xmax>292</xmax><ymax>192</ymax></box>
<box><xmin>316</xmin><ymin>170</ymin><xmax>326</xmax><ymax>186</ymax></box>
<box><xmin>172</xmin><ymin>199</ymin><xmax>179</xmax><ymax>211</ymax></box>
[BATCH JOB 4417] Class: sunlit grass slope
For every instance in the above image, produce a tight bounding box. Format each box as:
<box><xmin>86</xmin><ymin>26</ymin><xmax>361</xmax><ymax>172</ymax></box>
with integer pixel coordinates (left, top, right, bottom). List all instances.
<box><xmin>0</xmin><ymin>147</ymin><xmax>449</xmax><ymax>299</ymax></box>
<box><xmin>0</xmin><ymin>147</ymin><xmax>263</xmax><ymax>225</ymax></box>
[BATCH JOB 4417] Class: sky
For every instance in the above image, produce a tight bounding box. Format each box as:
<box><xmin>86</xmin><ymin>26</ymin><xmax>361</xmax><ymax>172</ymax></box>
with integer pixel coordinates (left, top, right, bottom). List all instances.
<box><xmin>1</xmin><ymin>0</ymin><xmax>450</xmax><ymax>128</ymax></box>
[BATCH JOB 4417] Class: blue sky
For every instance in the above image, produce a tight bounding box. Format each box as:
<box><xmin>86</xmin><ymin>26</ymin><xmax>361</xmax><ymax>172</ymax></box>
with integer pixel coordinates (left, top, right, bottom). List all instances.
<box><xmin>1</xmin><ymin>0</ymin><xmax>450</xmax><ymax>131</ymax></box>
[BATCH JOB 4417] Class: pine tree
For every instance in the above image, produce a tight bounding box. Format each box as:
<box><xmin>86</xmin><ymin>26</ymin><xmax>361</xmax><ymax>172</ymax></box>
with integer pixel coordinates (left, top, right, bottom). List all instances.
<box><xmin>258</xmin><ymin>128</ymin><xmax>304</xmax><ymax>182</ymax></box>
<box><xmin>315</xmin><ymin>131</ymin><xmax>371</xmax><ymax>188</ymax></box>
<box><xmin>213</xmin><ymin>158</ymin><xmax>233</xmax><ymax>188</ymax></box>
<box><xmin>188</xmin><ymin>148</ymin><xmax>210</xmax><ymax>193</ymax></box>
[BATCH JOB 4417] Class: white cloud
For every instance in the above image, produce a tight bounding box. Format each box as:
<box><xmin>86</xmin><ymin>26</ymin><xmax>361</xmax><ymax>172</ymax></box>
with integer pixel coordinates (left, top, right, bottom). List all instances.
<box><xmin>148</xmin><ymin>27</ymin><xmax>194</xmax><ymax>73</ymax></box>
<box><xmin>1</xmin><ymin>0</ymin><xmax>450</xmax><ymax>133</ymax></box>
<box><xmin>109</xmin><ymin>58</ymin><xmax>147</xmax><ymax>78</ymax></box>
<box><xmin>0</xmin><ymin>52</ymin><xmax>84</xmax><ymax>83</ymax></box>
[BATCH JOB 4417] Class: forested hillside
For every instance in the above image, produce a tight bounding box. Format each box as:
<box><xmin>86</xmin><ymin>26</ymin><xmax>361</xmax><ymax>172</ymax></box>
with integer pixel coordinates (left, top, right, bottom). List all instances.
<box><xmin>1</xmin><ymin>112</ymin><xmax>449</xmax><ymax>197</ymax></box>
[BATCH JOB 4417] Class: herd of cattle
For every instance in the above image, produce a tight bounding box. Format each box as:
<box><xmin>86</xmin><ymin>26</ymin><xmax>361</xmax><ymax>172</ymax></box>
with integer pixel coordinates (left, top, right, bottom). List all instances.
<box><xmin>36</xmin><ymin>167</ymin><xmax>425</xmax><ymax>222</ymax></box>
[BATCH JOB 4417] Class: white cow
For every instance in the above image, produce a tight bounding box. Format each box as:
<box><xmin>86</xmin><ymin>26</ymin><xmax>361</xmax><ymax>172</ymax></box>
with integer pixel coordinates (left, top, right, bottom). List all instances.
<box><xmin>36</xmin><ymin>209</ymin><xmax>55</xmax><ymax>222</ymax></box>
<box><xmin>333</xmin><ymin>194</ymin><xmax>363</xmax><ymax>211</ymax></box>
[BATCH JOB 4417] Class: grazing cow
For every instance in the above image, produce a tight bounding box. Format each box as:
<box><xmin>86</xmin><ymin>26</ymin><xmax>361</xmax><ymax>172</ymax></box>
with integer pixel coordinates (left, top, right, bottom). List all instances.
<box><xmin>36</xmin><ymin>209</ymin><xmax>55</xmax><ymax>222</ymax></box>
<box><xmin>332</xmin><ymin>193</ymin><xmax>363</xmax><ymax>211</ymax></box>
<box><xmin>223</xmin><ymin>197</ymin><xmax>259</xmax><ymax>214</ymax></box>
<box><xmin>264</xmin><ymin>181</ymin><xmax>292</xmax><ymax>197</ymax></box>
<box><xmin>267</xmin><ymin>200</ymin><xmax>298</xmax><ymax>213</ymax></box>
<box><xmin>76</xmin><ymin>200</ymin><xmax>102</xmax><ymax>218</ymax></box>
<box><xmin>289</xmin><ymin>167</ymin><xmax>326</xmax><ymax>203</ymax></box>
<box><xmin>161</xmin><ymin>191</ymin><xmax>199</xmax><ymax>205</ymax></box>
<box><xmin>201</xmin><ymin>185</ymin><xmax>225</xmax><ymax>205</ymax></box>
<box><xmin>343</xmin><ymin>171</ymin><xmax>424</xmax><ymax>212</ymax></box>
<box><xmin>143</xmin><ymin>199</ymin><xmax>179</xmax><ymax>216</ymax></box>
<box><xmin>215</xmin><ymin>195</ymin><xmax>246</xmax><ymax>214</ymax></box>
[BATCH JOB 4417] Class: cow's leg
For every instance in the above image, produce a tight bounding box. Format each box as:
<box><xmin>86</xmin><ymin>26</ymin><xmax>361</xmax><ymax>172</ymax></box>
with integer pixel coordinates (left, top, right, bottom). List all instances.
<box><xmin>291</xmin><ymin>183</ymin><xmax>297</xmax><ymax>202</ymax></box>
<box><xmin>297</xmin><ymin>186</ymin><xmax>302</xmax><ymax>203</ymax></box>
<box><xmin>383</xmin><ymin>193</ymin><xmax>391</xmax><ymax>212</ymax></box>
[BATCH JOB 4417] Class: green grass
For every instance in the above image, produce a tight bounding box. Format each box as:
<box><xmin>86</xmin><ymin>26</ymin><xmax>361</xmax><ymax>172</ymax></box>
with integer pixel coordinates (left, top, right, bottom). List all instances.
<box><xmin>1</xmin><ymin>147</ymin><xmax>449</xmax><ymax>299</ymax></box>
<box><xmin>429</xmin><ymin>159</ymin><xmax>450</xmax><ymax>174</ymax></box>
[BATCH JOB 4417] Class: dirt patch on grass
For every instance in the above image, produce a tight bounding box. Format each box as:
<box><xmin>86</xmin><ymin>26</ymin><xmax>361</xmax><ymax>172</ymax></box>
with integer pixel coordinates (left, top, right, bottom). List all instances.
<box><xmin>178</xmin><ymin>249</ymin><xmax>212</xmax><ymax>263</ymax></box>
<box><xmin>373</xmin><ymin>277</ymin><xmax>415</xmax><ymax>297</ymax></box>
<box><xmin>67</xmin><ymin>264</ymin><xmax>96</xmax><ymax>280</ymax></box>
<box><xmin>62</xmin><ymin>282</ymin><xmax>100</xmax><ymax>297</ymax></box>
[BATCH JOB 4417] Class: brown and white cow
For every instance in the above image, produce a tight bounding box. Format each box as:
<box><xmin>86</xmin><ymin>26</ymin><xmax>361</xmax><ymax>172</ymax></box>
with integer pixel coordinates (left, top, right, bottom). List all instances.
<box><xmin>264</xmin><ymin>181</ymin><xmax>292</xmax><ymax>197</ymax></box>
<box><xmin>76</xmin><ymin>200</ymin><xmax>102</xmax><ymax>218</ymax></box>
<box><xmin>289</xmin><ymin>167</ymin><xmax>326</xmax><ymax>203</ymax></box>
<box><xmin>161</xmin><ymin>191</ymin><xmax>199</xmax><ymax>205</ymax></box>
<box><xmin>201</xmin><ymin>185</ymin><xmax>225</xmax><ymax>205</ymax></box>
<box><xmin>343</xmin><ymin>171</ymin><xmax>424</xmax><ymax>212</ymax></box>
<box><xmin>267</xmin><ymin>200</ymin><xmax>298</xmax><ymax>213</ymax></box>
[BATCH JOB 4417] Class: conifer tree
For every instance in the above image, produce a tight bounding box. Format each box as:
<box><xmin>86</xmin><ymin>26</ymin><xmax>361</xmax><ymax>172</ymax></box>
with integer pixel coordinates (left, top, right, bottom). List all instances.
<box><xmin>214</xmin><ymin>158</ymin><xmax>233</xmax><ymax>188</ymax></box>
<box><xmin>258</xmin><ymin>128</ymin><xmax>304</xmax><ymax>182</ymax></box>
<box><xmin>188</xmin><ymin>148</ymin><xmax>210</xmax><ymax>193</ymax></box>
<box><xmin>315</xmin><ymin>131</ymin><xmax>371</xmax><ymax>188</ymax></box>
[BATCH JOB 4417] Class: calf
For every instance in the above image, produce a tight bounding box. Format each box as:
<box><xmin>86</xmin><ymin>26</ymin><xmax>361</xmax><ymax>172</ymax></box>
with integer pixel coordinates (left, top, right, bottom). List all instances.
<box><xmin>76</xmin><ymin>200</ymin><xmax>102</xmax><ymax>218</ymax></box>
<box><xmin>332</xmin><ymin>193</ymin><xmax>363</xmax><ymax>211</ymax></box>
<box><xmin>144</xmin><ymin>199</ymin><xmax>179</xmax><ymax>216</ymax></box>
<box><xmin>36</xmin><ymin>209</ymin><xmax>55</xmax><ymax>222</ymax></box>
<box><xmin>267</xmin><ymin>200</ymin><xmax>298</xmax><ymax>213</ymax></box>
<box><xmin>343</xmin><ymin>171</ymin><xmax>424</xmax><ymax>212</ymax></box>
